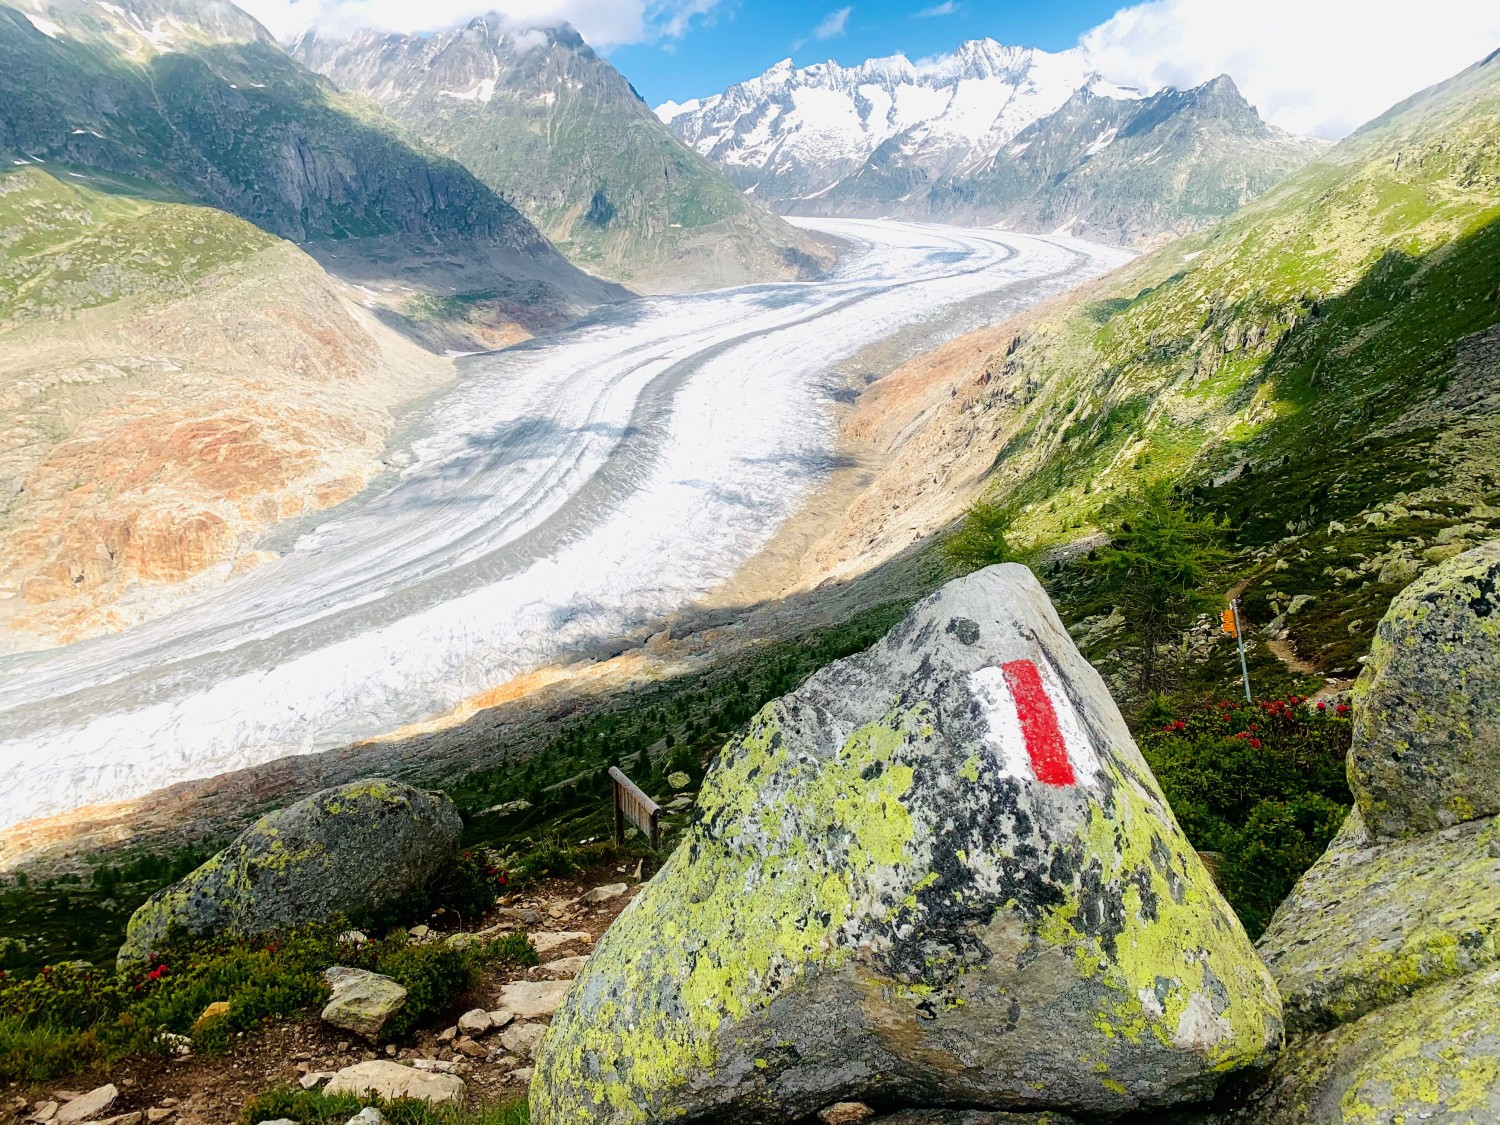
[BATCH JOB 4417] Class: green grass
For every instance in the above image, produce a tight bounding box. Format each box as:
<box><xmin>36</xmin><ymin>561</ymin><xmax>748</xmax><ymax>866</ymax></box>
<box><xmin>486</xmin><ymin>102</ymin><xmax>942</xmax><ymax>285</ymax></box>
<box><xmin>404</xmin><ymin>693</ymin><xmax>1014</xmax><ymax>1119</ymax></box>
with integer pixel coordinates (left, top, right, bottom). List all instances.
<box><xmin>0</xmin><ymin>924</ymin><xmax>538</xmax><ymax>1083</ymax></box>
<box><xmin>241</xmin><ymin>1087</ymin><xmax>528</xmax><ymax>1125</ymax></box>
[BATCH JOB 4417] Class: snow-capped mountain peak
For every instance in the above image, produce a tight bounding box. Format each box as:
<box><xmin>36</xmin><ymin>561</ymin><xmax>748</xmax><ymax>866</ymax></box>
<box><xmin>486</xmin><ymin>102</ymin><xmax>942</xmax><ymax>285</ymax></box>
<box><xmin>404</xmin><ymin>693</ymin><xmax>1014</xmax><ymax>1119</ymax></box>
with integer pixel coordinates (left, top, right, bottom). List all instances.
<box><xmin>658</xmin><ymin>40</ymin><xmax>1096</xmax><ymax>202</ymax></box>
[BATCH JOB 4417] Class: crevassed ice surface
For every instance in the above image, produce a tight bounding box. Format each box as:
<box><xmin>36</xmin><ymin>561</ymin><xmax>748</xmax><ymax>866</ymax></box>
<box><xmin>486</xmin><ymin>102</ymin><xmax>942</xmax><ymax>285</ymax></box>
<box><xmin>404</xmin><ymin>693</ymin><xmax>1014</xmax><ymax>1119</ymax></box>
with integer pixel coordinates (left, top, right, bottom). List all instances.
<box><xmin>0</xmin><ymin>219</ymin><xmax>1133</xmax><ymax>830</ymax></box>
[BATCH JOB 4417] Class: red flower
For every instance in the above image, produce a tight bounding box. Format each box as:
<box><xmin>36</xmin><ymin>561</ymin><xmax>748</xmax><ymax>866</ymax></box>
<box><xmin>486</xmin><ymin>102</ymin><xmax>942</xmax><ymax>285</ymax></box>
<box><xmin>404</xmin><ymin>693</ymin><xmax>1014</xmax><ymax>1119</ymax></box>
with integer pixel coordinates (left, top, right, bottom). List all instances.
<box><xmin>1336</xmin><ymin>703</ymin><xmax>1350</xmax><ymax>715</ymax></box>
<box><xmin>1173</xmin><ymin>721</ymin><xmax>1186</xmax><ymax>731</ymax></box>
<box><xmin>1317</xmin><ymin>701</ymin><xmax>1327</xmax><ymax>710</ymax></box>
<box><xmin>1249</xmin><ymin>738</ymin><xmax>1263</xmax><ymax>748</ymax></box>
<box><xmin>1162</xmin><ymin>725</ymin><xmax>1173</xmax><ymax>733</ymax></box>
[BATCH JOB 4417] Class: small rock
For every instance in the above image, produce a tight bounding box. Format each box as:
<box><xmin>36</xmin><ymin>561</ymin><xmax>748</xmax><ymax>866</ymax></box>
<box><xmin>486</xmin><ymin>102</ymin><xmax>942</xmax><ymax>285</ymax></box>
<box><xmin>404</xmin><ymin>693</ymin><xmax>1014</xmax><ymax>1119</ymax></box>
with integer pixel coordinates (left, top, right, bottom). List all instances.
<box><xmin>529</xmin><ymin>931</ymin><xmax>591</xmax><ymax>956</ymax></box>
<box><xmin>508</xmin><ymin>1067</ymin><xmax>534</xmax><ymax>1084</ymax></box>
<box><xmin>325</xmin><ymin>1061</ymin><xmax>466</xmax><ymax>1107</ymax></box>
<box><xmin>99</xmin><ymin>1114</ymin><xmax>141</xmax><ymax>1125</ymax></box>
<box><xmin>494</xmin><ymin>907</ymin><xmax>542</xmax><ymax>926</ymax></box>
<box><xmin>55</xmin><ymin>1086</ymin><xmax>117</xmax><ymax>1125</ymax></box>
<box><xmin>456</xmin><ymin>1009</ymin><xmax>492</xmax><ymax>1036</ymax></box>
<box><xmin>499</xmin><ymin>1022</ymin><xmax>547</xmax><ymax>1060</ymax></box>
<box><xmin>298</xmin><ymin>1073</ymin><xmax>335</xmax><ymax>1091</ymax></box>
<box><xmin>254</xmin><ymin>1119</ymin><xmax>299</xmax><ymax>1125</ymax></box>
<box><xmin>28</xmin><ymin>1103</ymin><xmax>58</xmax><ymax>1124</ymax></box>
<box><xmin>540</xmin><ymin>955</ymin><xmax>590</xmax><ymax>980</ymax></box>
<box><xmin>579</xmin><ymin>883</ymin><xmax>627</xmax><ymax>905</ymax></box>
<box><xmin>436</xmin><ymin>1026</ymin><xmax>458</xmax><ymax>1043</ymax></box>
<box><xmin>193</xmin><ymin>1001</ymin><xmax>231</xmax><ymax>1031</ymax></box>
<box><xmin>384</xmin><ymin>1044</ymin><xmax>397</xmax><ymax>1057</ymax></box>
<box><xmin>144</xmin><ymin>1111</ymin><xmax>176</xmax><ymax>1124</ymax></box>
<box><xmin>345</xmin><ymin>1108</ymin><xmax>384</xmax><ymax>1125</ymax></box>
<box><xmin>667</xmin><ymin>771</ymin><xmax>692</xmax><ymax>790</ymax></box>
<box><xmin>454</xmin><ymin>1037</ymin><xmax>489</xmax><ymax>1059</ymax></box>
<box><xmin>407</xmin><ymin>925</ymin><xmax>431</xmax><ymax>940</ymax></box>
<box><xmin>819</xmin><ymin>1105</ymin><xmax>876</xmax><ymax>1125</ymax></box>
<box><xmin>486</xmin><ymin>1010</ymin><xmax>515</xmax><ymax>1029</ymax></box>
<box><xmin>496</xmin><ymin>979</ymin><xmax>572</xmax><ymax>1020</ymax></box>
<box><xmin>321</xmin><ymin>967</ymin><xmax>408</xmax><ymax>1042</ymax></box>
<box><xmin>444</xmin><ymin>932</ymin><xmax>482</xmax><ymax>951</ymax></box>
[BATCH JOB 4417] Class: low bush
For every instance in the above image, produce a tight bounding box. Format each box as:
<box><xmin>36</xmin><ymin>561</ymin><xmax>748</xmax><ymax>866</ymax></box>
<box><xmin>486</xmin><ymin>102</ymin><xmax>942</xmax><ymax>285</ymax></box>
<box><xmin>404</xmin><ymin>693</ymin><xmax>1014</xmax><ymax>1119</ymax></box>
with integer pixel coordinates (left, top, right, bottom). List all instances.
<box><xmin>240</xmin><ymin>1087</ymin><xmax>529</xmax><ymax>1125</ymax></box>
<box><xmin>1138</xmin><ymin>696</ymin><xmax>1353</xmax><ymax>937</ymax></box>
<box><xmin>0</xmin><ymin>926</ymin><xmax>537</xmax><ymax>1082</ymax></box>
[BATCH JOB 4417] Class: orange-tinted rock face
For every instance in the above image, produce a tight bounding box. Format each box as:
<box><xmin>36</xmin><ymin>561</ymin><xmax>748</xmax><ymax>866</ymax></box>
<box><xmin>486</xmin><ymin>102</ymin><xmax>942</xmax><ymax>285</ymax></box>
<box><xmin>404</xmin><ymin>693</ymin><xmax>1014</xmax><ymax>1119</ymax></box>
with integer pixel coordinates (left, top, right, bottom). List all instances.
<box><xmin>0</xmin><ymin>243</ymin><xmax>452</xmax><ymax>650</ymax></box>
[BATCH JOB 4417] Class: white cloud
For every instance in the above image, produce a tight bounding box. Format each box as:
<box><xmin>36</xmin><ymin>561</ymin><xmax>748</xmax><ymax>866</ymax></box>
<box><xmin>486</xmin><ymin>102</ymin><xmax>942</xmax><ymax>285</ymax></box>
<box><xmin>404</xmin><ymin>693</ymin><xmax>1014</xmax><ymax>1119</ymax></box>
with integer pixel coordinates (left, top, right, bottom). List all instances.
<box><xmin>1081</xmin><ymin>0</ymin><xmax>1500</xmax><ymax>139</ymax></box>
<box><xmin>237</xmin><ymin>0</ymin><xmax>722</xmax><ymax>46</ymax></box>
<box><xmin>806</xmin><ymin>5</ymin><xmax>852</xmax><ymax>41</ymax></box>
<box><xmin>792</xmin><ymin>5</ymin><xmax>851</xmax><ymax>49</ymax></box>
<box><xmin>915</xmin><ymin>1</ymin><xmax>958</xmax><ymax>15</ymax></box>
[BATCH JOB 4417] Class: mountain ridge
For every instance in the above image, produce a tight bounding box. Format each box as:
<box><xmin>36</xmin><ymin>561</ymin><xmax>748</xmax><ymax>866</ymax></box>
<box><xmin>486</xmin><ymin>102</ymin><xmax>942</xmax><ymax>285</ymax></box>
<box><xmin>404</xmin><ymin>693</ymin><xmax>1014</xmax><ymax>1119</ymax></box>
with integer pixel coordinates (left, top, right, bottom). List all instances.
<box><xmin>663</xmin><ymin>42</ymin><xmax>1328</xmax><ymax>246</ymax></box>
<box><xmin>294</xmin><ymin>17</ymin><xmax>833</xmax><ymax>292</ymax></box>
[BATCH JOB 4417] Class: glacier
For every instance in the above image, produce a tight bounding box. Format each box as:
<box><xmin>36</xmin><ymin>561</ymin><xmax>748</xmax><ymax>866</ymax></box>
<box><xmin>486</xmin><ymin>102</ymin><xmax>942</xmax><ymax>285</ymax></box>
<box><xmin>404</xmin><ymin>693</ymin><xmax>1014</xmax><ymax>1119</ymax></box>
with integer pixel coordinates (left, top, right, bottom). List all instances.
<box><xmin>0</xmin><ymin>220</ymin><xmax>1132</xmax><ymax>832</ymax></box>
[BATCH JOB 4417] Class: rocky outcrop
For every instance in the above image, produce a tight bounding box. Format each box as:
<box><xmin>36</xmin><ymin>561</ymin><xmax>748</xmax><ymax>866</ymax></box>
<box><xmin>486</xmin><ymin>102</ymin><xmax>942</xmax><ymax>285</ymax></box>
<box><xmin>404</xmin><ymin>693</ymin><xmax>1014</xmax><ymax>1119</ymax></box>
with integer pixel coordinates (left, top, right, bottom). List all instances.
<box><xmin>322</xmin><ymin>967</ymin><xmax>409</xmax><ymax>1042</ymax></box>
<box><xmin>117</xmin><ymin>780</ymin><xmax>460</xmax><ymax>968</ymax></box>
<box><xmin>531</xmin><ymin>565</ymin><xmax>1281</xmax><ymax>1124</ymax></box>
<box><xmin>1242</xmin><ymin>543</ymin><xmax>1500</xmax><ymax>1123</ymax></box>
<box><xmin>1227</xmin><ymin>965</ymin><xmax>1500</xmax><ymax>1125</ymax></box>
<box><xmin>1257</xmin><ymin>809</ymin><xmax>1500</xmax><ymax>1034</ymax></box>
<box><xmin>1348</xmin><ymin>541</ymin><xmax>1500</xmax><ymax>838</ymax></box>
<box><xmin>324</xmin><ymin>1061</ymin><xmax>467</xmax><ymax>1107</ymax></box>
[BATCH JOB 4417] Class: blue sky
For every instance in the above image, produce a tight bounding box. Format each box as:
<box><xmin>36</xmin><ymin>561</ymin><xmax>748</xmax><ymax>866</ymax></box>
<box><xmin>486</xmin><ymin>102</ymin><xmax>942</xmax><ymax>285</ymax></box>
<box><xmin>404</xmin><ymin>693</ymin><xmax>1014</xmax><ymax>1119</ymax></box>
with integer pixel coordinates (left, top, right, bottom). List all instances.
<box><xmin>609</xmin><ymin>1</ymin><xmax>1126</xmax><ymax>106</ymax></box>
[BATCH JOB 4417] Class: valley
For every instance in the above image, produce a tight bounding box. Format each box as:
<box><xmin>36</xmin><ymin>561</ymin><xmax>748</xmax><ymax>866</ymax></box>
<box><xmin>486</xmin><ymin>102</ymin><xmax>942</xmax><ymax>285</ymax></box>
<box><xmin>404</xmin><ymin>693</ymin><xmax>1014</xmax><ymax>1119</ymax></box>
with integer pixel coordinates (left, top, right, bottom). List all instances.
<box><xmin>0</xmin><ymin>218</ymin><xmax>1131</xmax><ymax>841</ymax></box>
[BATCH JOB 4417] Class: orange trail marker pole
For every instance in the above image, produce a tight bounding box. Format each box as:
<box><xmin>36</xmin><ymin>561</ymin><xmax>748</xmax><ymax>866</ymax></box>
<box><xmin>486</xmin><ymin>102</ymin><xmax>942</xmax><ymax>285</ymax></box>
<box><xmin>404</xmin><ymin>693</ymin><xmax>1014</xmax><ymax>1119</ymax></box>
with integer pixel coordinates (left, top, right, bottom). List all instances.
<box><xmin>1230</xmin><ymin>598</ymin><xmax>1252</xmax><ymax>703</ymax></box>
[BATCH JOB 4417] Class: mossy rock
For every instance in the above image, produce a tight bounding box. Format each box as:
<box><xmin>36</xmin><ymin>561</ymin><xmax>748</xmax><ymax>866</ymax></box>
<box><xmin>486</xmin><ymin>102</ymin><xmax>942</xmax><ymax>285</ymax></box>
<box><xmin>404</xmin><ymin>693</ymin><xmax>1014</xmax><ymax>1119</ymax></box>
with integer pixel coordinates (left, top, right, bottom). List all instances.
<box><xmin>1227</xmin><ymin>964</ymin><xmax>1500</xmax><ymax>1125</ymax></box>
<box><xmin>1257</xmin><ymin>809</ymin><xmax>1500</xmax><ymax>1034</ymax></box>
<box><xmin>531</xmin><ymin>566</ymin><xmax>1281</xmax><ymax>1125</ymax></box>
<box><xmin>1350</xmin><ymin>541</ymin><xmax>1500</xmax><ymax>839</ymax></box>
<box><xmin>117</xmin><ymin>780</ymin><xmax>460</xmax><ymax>968</ymax></box>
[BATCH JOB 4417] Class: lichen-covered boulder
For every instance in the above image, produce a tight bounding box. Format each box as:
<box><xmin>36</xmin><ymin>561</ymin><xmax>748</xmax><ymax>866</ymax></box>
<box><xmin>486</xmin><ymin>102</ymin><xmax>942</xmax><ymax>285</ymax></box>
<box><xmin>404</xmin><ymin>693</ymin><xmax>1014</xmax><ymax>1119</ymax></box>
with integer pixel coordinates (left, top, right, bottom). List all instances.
<box><xmin>1349</xmin><ymin>541</ymin><xmax>1500</xmax><ymax>838</ymax></box>
<box><xmin>322</xmin><ymin>966</ymin><xmax>409</xmax><ymax>1041</ymax></box>
<box><xmin>530</xmin><ymin>566</ymin><xmax>1282</xmax><ymax>1125</ymax></box>
<box><xmin>1257</xmin><ymin>809</ymin><xmax>1500</xmax><ymax>1034</ymax></box>
<box><xmin>1227</xmin><ymin>964</ymin><xmax>1500</xmax><ymax>1125</ymax></box>
<box><xmin>118</xmin><ymin>780</ymin><xmax>461</xmax><ymax>968</ymax></box>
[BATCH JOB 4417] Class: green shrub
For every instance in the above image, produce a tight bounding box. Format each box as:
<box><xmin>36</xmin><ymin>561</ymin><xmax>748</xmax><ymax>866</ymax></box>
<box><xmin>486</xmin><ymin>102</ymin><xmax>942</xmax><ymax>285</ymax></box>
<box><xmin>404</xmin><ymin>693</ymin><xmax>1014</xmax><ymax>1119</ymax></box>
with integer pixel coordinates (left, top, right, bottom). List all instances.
<box><xmin>0</xmin><ymin>924</ymin><xmax>538</xmax><ymax>1080</ymax></box>
<box><xmin>1138</xmin><ymin>696</ymin><xmax>1353</xmax><ymax>937</ymax></box>
<box><xmin>240</xmin><ymin>1087</ymin><xmax>529</xmax><ymax>1125</ymax></box>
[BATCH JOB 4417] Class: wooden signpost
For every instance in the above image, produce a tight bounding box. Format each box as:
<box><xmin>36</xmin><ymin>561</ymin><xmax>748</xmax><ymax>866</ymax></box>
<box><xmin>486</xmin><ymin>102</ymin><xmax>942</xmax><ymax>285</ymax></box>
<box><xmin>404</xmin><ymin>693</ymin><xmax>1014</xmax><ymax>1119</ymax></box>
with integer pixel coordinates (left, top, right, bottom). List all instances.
<box><xmin>610</xmin><ymin>766</ymin><xmax>661</xmax><ymax>851</ymax></box>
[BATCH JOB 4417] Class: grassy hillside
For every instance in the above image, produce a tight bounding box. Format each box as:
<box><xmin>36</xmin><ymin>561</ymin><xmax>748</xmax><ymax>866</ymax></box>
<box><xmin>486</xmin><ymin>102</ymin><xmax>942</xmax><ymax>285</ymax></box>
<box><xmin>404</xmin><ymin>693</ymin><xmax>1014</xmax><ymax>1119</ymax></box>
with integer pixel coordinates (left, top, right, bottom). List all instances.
<box><xmin>0</xmin><ymin>0</ymin><xmax>622</xmax><ymax>347</ymax></box>
<box><xmin>943</xmin><ymin>49</ymin><xmax>1500</xmax><ymax>698</ymax></box>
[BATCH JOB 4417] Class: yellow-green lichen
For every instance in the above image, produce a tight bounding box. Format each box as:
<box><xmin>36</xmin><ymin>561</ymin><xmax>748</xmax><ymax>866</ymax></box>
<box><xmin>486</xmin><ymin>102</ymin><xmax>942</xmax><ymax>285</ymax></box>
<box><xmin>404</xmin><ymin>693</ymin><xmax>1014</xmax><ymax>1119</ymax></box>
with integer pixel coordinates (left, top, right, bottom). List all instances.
<box><xmin>1038</xmin><ymin>764</ymin><xmax>1282</xmax><ymax>1069</ymax></box>
<box><xmin>532</xmin><ymin>698</ymin><xmax>923</xmax><ymax>1123</ymax></box>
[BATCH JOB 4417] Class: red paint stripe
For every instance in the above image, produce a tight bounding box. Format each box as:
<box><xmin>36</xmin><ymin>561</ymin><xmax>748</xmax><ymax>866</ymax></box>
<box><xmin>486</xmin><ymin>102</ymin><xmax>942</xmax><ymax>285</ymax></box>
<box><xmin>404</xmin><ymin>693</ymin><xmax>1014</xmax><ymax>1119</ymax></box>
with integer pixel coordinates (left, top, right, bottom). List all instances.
<box><xmin>1001</xmin><ymin>659</ymin><xmax>1076</xmax><ymax>787</ymax></box>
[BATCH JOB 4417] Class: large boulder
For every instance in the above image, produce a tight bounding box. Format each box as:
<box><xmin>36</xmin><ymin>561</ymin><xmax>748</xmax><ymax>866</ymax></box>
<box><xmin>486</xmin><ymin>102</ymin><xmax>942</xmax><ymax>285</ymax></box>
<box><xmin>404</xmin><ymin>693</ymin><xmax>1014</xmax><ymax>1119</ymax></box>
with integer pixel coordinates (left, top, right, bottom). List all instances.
<box><xmin>531</xmin><ymin>566</ymin><xmax>1282</xmax><ymax>1125</ymax></box>
<box><xmin>1226</xmin><ymin>964</ymin><xmax>1500</xmax><ymax>1125</ymax></box>
<box><xmin>118</xmin><ymin>780</ymin><xmax>461</xmax><ymax>967</ymax></box>
<box><xmin>1257</xmin><ymin>809</ymin><xmax>1500</xmax><ymax>1034</ymax></box>
<box><xmin>1349</xmin><ymin>541</ymin><xmax>1500</xmax><ymax>838</ymax></box>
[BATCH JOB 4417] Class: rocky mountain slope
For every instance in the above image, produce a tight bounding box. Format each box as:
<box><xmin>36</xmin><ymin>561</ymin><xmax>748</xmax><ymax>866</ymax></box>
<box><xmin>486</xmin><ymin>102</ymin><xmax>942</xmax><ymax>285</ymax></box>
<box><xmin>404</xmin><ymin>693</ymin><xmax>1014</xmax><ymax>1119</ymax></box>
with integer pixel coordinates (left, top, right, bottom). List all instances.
<box><xmin>0</xmin><ymin>0</ymin><xmax>624</xmax><ymax>349</ymax></box>
<box><xmin>810</xmin><ymin>74</ymin><xmax>1329</xmax><ymax>247</ymax></box>
<box><xmin>294</xmin><ymin>20</ymin><xmax>832</xmax><ymax>292</ymax></box>
<box><xmin>661</xmin><ymin>44</ymin><xmax>1325</xmax><ymax>247</ymax></box>
<box><xmin>0</xmin><ymin>164</ymin><xmax>453</xmax><ymax>648</ymax></box>
<box><xmin>773</xmin><ymin>46</ymin><xmax>1500</xmax><ymax>696</ymax></box>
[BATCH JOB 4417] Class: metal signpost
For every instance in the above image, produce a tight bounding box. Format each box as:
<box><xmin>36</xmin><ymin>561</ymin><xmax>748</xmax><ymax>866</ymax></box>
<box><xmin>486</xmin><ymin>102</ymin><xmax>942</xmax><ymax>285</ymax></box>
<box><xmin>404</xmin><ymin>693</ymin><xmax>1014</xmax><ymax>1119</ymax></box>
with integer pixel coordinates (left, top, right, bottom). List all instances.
<box><xmin>609</xmin><ymin>766</ymin><xmax>661</xmax><ymax>851</ymax></box>
<box><xmin>1222</xmin><ymin>599</ymin><xmax>1253</xmax><ymax>703</ymax></box>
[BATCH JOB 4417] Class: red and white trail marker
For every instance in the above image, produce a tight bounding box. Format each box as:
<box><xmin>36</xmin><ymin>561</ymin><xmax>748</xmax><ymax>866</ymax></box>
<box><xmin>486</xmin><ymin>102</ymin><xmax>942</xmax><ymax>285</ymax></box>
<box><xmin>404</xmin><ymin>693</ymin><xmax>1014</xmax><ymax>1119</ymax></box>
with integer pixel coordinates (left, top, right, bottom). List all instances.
<box><xmin>967</xmin><ymin>656</ymin><xmax>1099</xmax><ymax>787</ymax></box>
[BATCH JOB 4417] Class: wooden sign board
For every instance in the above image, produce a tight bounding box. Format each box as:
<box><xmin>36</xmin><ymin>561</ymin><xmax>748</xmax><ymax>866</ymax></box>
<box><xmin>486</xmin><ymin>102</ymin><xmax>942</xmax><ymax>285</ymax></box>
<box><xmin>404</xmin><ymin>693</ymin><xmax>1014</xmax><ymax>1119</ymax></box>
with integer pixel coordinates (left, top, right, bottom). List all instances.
<box><xmin>609</xmin><ymin>766</ymin><xmax>661</xmax><ymax>851</ymax></box>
